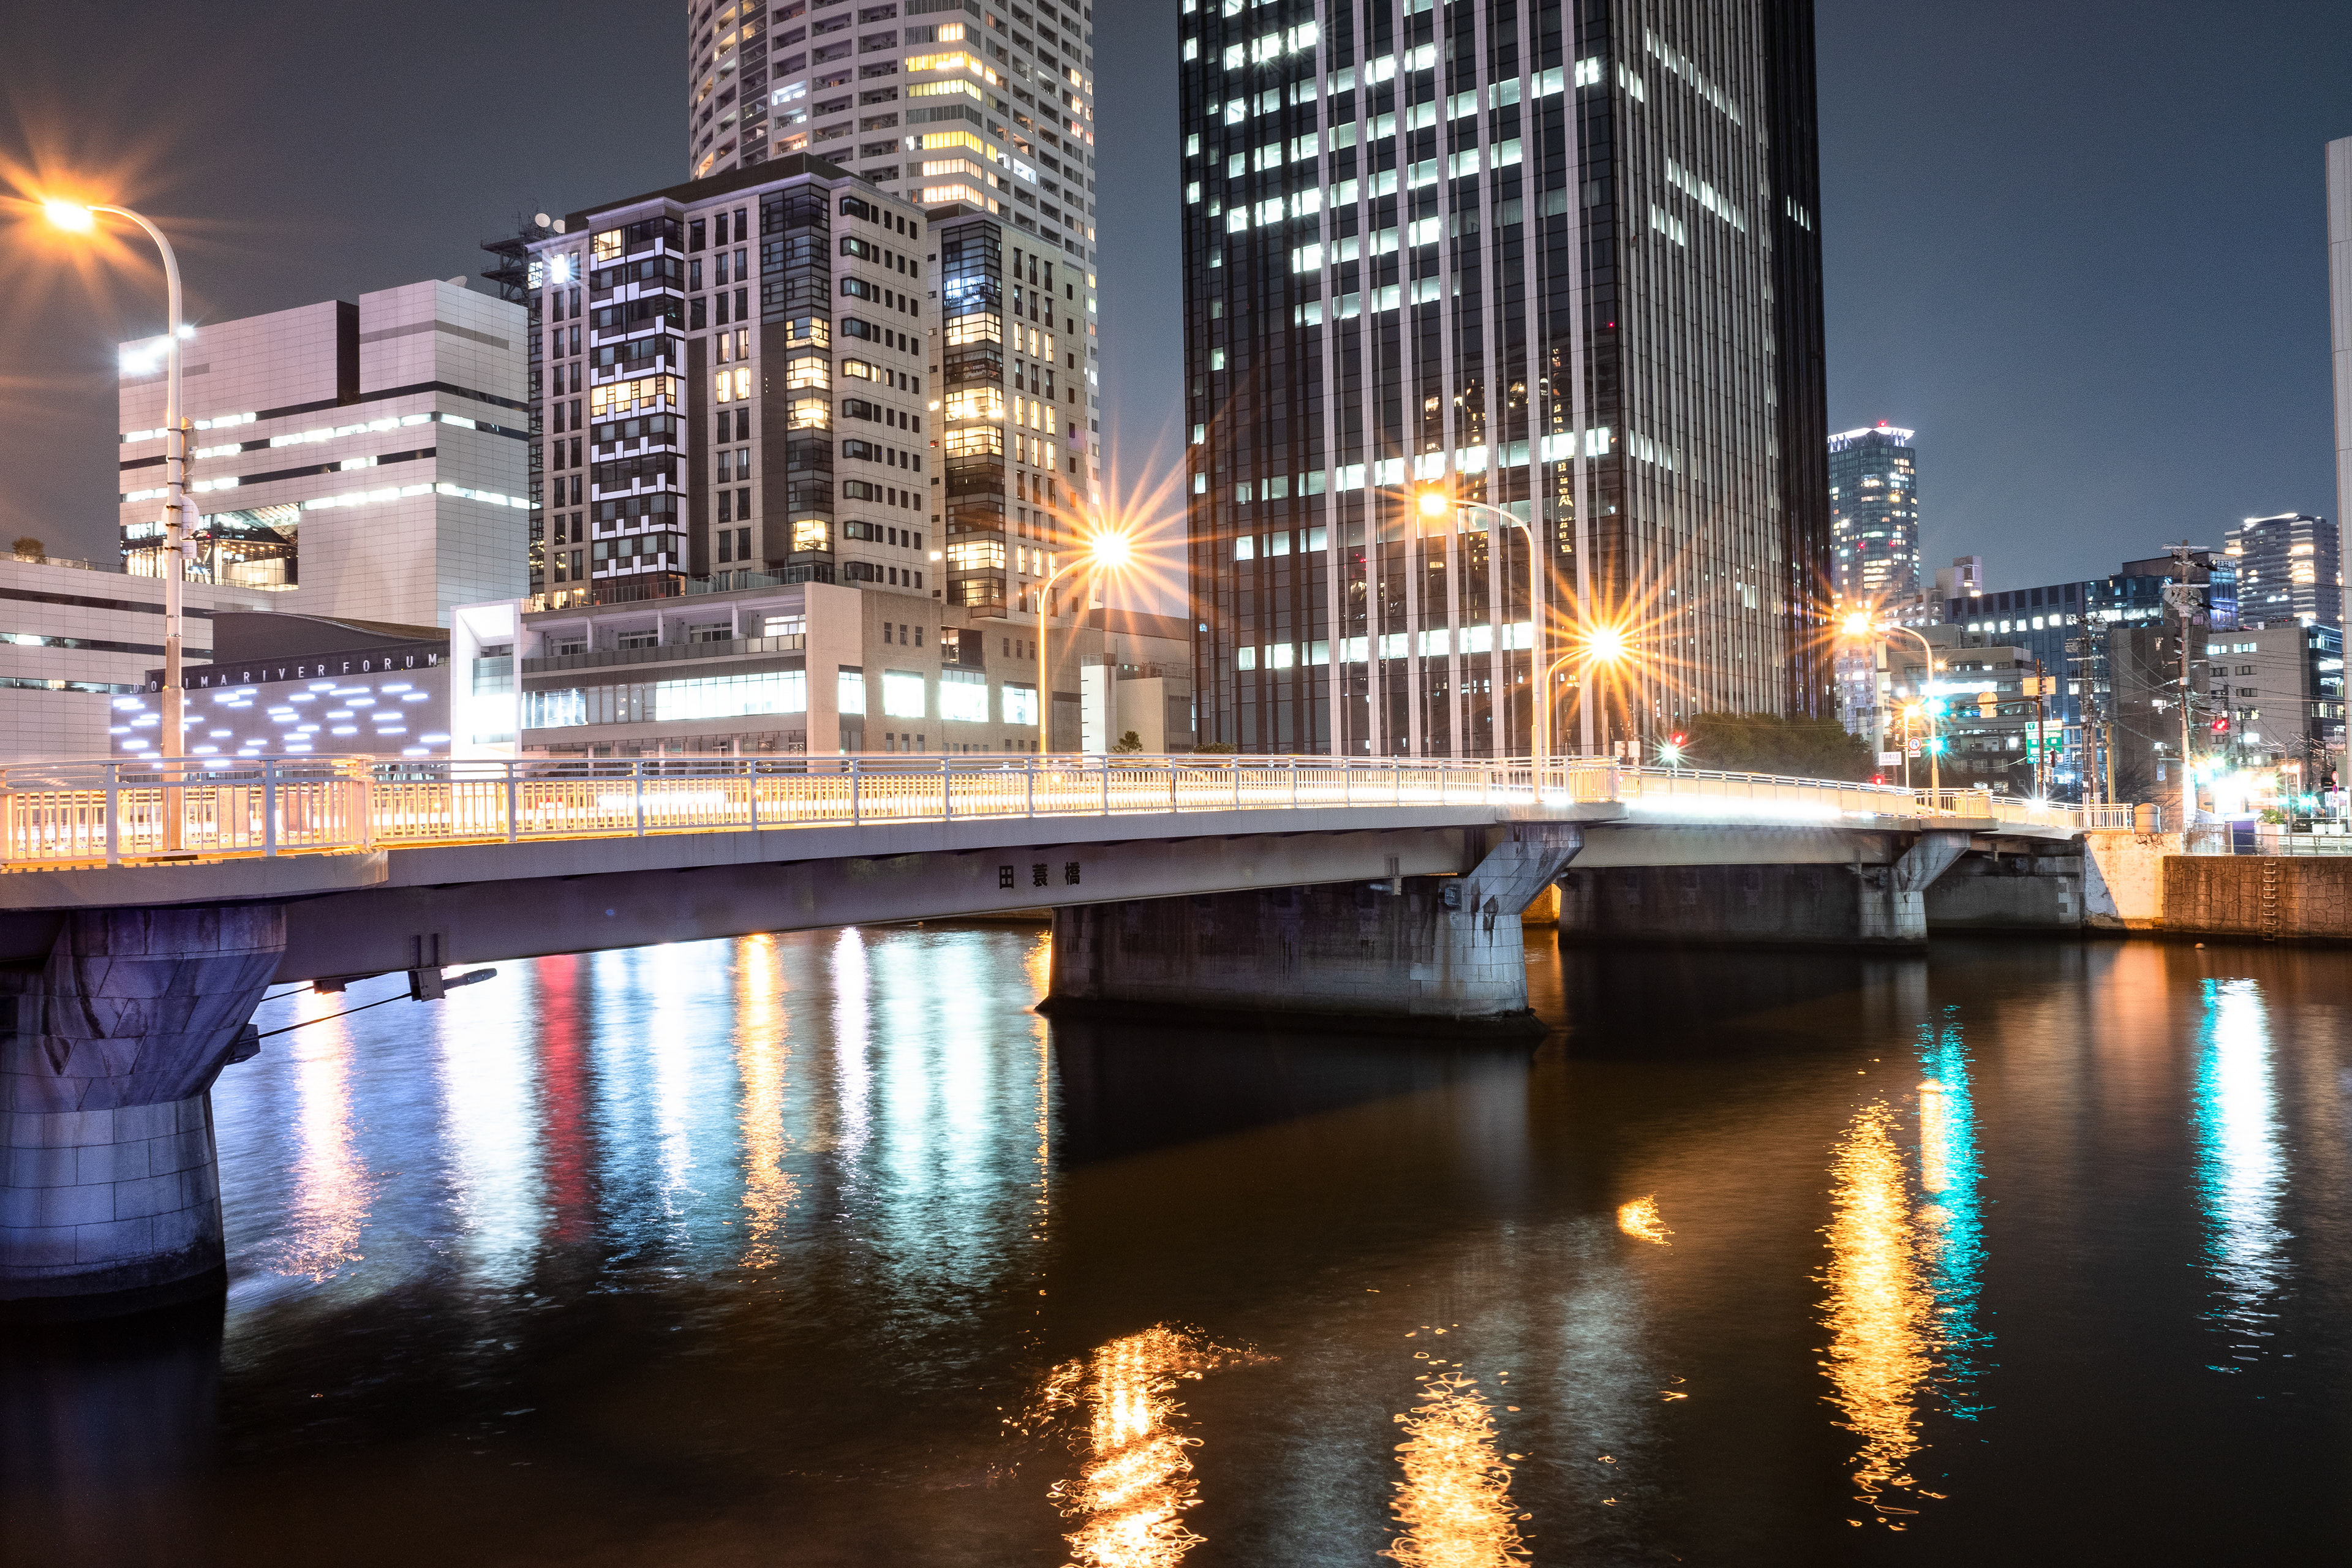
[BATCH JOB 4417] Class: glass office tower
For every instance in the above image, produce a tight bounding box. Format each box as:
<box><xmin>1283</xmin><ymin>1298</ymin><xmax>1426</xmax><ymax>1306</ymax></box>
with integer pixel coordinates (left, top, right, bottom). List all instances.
<box><xmin>1827</xmin><ymin>422</ymin><xmax>1918</xmax><ymax>608</ymax></box>
<box><xmin>1179</xmin><ymin>0</ymin><xmax>1828</xmax><ymax>756</ymax></box>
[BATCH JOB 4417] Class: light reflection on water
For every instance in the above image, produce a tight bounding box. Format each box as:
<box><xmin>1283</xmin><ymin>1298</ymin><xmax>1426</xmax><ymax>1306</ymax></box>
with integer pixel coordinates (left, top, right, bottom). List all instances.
<box><xmin>2193</xmin><ymin>976</ymin><xmax>2290</xmax><ymax>1361</ymax></box>
<box><xmin>9</xmin><ymin>934</ymin><xmax>2349</xmax><ymax>1567</ymax></box>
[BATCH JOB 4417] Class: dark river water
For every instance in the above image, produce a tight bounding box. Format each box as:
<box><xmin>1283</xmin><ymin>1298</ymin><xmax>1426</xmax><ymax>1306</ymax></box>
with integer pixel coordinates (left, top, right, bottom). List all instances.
<box><xmin>6</xmin><ymin>927</ymin><xmax>2352</xmax><ymax>1566</ymax></box>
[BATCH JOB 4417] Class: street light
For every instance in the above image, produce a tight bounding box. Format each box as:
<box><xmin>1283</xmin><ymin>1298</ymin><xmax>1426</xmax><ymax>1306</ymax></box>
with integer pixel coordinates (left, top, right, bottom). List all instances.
<box><xmin>45</xmin><ymin>197</ymin><xmax>194</xmax><ymax>848</ymax></box>
<box><xmin>1415</xmin><ymin>486</ymin><xmax>1547</xmax><ymax>766</ymax></box>
<box><xmin>44</xmin><ymin>200</ymin><xmax>192</xmax><ymax>756</ymax></box>
<box><xmin>1843</xmin><ymin>611</ymin><xmax>1940</xmax><ymax>794</ymax></box>
<box><xmin>1545</xmin><ymin>620</ymin><xmax>1634</xmax><ymax>759</ymax></box>
<box><xmin>1033</xmin><ymin>530</ymin><xmax>1134</xmax><ymax>753</ymax></box>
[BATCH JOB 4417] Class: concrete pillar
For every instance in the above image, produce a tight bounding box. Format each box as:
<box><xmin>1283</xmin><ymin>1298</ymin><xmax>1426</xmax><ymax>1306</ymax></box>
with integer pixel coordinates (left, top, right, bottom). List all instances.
<box><xmin>1045</xmin><ymin>823</ymin><xmax>1583</xmax><ymax>1033</ymax></box>
<box><xmin>1559</xmin><ymin>831</ymin><xmax>1972</xmax><ymax>949</ymax></box>
<box><xmin>1</xmin><ymin>907</ymin><xmax>282</xmax><ymax>1317</ymax></box>
<box><xmin>1923</xmin><ymin>851</ymin><xmax>2086</xmax><ymax>930</ymax></box>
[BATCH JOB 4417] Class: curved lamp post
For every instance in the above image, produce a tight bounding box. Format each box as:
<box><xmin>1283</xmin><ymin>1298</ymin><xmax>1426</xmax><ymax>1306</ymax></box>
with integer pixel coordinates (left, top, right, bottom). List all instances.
<box><xmin>1415</xmin><ymin>488</ymin><xmax>1547</xmax><ymax>766</ymax></box>
<box><xmin>1844</xmin><ymin>612</ymin><xmax>1940</xmax><ymax>795</ymax></box>
<box><xmin>1033</xmin><ymin>531</ymin><xmax>1133</xmax><ymax>753</ymax></box>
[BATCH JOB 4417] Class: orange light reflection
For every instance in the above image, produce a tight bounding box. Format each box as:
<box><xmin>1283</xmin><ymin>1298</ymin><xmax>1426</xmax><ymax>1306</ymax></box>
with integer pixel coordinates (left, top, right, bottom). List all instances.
<box><xmin>1819</xmin><ymin>1103</ymin><xmax>1933</xmax><ymax>1526</ymax></box>
<box><xmin>1616</xmin><ymin>1194</ymin><xmax>1672</xmax><ymax>1244</ymax></box>
<box><xmin>1042</xmin><ymin>1327</ymin><xmax>1215</xmax><ymax>1568</ymax></box>
<box><xmin>1382</xmin><ymin>1368</ymin><xmax>1529</xmax><ymax>1567</ymax></box>
<box><xmin>735</xmin><ymin>933</ymin><xmax>795</xmax><ymax>1266</ymax></box>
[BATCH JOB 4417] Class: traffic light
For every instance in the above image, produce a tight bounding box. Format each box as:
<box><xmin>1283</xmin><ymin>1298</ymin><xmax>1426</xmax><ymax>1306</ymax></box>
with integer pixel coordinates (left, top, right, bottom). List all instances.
<box><xmin>1977</xmin><ymin>692</ymin><xmax>1997</xmax><ymax>718</ymax></box>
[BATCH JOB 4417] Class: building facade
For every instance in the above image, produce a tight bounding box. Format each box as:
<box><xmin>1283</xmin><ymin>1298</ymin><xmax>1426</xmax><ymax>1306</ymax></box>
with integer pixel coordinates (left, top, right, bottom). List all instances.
<box><xmin>113</xmin><ymin>613</ymin><xmax>451</xmax><ymax>763</ymax></box>
<box><xmin>1826</xmin><ymin>423</ymin><xmax>1917</xmax><ymax>608</ymax></box>
<box><xmin>2329</xmin><ymin>137</ymin><xmax>2351</xmax><ymax>568</ymax></box>
<box><xmin>683</xmin><ymin>0</ymin><xmax>1104</xmax><ymax>522</ymax></box>
<box><xmin>1939</xmin><ymin>548</ymin><xmax>2239</xmax><ymax>799</ymax></box>
<box><xmin>1178</xmin><ymin>0</ymin><xmax>1829</xmax><ymax>757</ymax></box>
<box><xmin>0</xmin><ymin>556</ymin><xmax>260</xmax><ymax>761</ymax></box>
<box><xmin>115</xmin><ymin>282</ymin><xmax>531</xmax><ymax>628</ymax></box>
<box><xmin>2225</xmin><ymin>511</ymin><xmax>2341</xmax><ymax>630</ymax></box>
<box><xmin>451</xmin><ymin>579</ymin><xmax>1190</xmax><ymax>760</ymax></box>
<box><xmin>526</xmin><ymin>158</ymin><xmax>935</xmax><ymax>601</ymax></box>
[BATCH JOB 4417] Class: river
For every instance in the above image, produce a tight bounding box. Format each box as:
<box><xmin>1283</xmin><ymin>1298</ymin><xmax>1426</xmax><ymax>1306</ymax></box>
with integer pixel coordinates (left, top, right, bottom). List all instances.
<box><xmin>6</xmin><ymin>927</ymin><xmax>2350</xmax><ymax>1565</ymax></box>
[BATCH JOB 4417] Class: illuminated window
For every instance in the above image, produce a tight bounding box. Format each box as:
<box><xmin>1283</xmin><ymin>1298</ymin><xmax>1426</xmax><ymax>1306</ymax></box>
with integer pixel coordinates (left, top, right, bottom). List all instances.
<box><xmin>940</xmin><ymin>669</ymin><xmax>987</xmax><ymax>722</ymax></box>
<box><xmin>948</xmin><ymin>538</ymin><xmax>1006</xmax><ymax>571</ymax></box>
<box><xmin>838</xmin><ymin>670</ymin><xmax>867</xmax><ymax>714</ymax></box>
<box><xmin>946</xmin><ymin>386</ymin><xmax>1005</xmax><ymax>420</ymax></box>
<box><xmin>785</xmin><ymin>355</ymin><xmax>831</xmax><ymax>390</ymax></box>
<box><xmin>792</xmin><ymin>518</ymin><xmax>831</xmax><ymax>552</ymax></box>
<box><xmin>919</xmin><ymin>183</ymin><xmax>989</xmax><ymax>208</ymax></box>
<box><xmin>778</xmin><ymin>315</ymin><xmax>831</xmax><ymax>349</ymax></box>
<box><xmin>1001</xmin><ymin>685</ymin><xmax>1037</xmax><ymax>726</ymax></box>
<box><xmin>842</xmin><ymin>358</ymin><xmax>880</xmax><ymax>380</ymax></box>
<box><xmin>919</xmin><ymin>129</ymin><xmax>990</xmax><ymax>154</ymax></box>
<box><xmin>882</xmin><ymin>671</ymin><xmax>926</xmax><ymax>718</ymax></box>
<box><xmin>591</xmin><ymin>230</ymin><xmax>622</xmax><ymax>262</ymax></box>
<box><xmin>786</xmin><ymin>393</ymin><xmax>831</xmax><ymax>429</ymax></box>
<box><xmin>945</xmin><ymin>425</ymin><xmax>1004</xmax><ymax>458</ymax></box>
<box><xmin>944</xmin><ymin>312</ymin><xmax>1003</xmax><ymax>347</ymax></box>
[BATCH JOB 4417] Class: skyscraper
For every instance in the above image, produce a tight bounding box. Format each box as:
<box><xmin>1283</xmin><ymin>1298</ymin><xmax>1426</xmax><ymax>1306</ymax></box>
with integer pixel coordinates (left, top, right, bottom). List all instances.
<box><xmin>684</xmin><ymin>0</ymin><xmax>1104</xmax><ymax>527</ymax></box>
<box><xmin>2329</xmin><ymin>137</ymin><xmax>2350</xmax><ymax>557</ymax></box>
<box><xmin>1827</xmin><ymin>422</ymin><xmax>1918</xmax><ymax>608</ymax></box>
<box><xmin>1179</xmin><ymin>0</ymin><xmax>1828</xmax><ymax>756</ymax></box>
<box><xmin>2226</xmin><ymin>511</ymin><xmax>2342</xmax><ymax>629</ymax></box>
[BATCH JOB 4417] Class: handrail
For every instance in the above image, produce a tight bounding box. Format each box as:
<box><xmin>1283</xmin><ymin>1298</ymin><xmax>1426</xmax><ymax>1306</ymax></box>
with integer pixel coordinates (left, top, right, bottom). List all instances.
<box><xmin>0</xmin><ymin>753</ymin><xmax>2135</xmax><ymax>870</ymax></box>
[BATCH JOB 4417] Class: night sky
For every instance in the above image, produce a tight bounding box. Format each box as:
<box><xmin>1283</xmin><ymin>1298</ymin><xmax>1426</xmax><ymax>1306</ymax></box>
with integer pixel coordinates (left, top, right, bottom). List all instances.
<box><xmin>2</xmin><ymin>1</ymin><xmax>2346</xmax><ymax>599</ymax></box>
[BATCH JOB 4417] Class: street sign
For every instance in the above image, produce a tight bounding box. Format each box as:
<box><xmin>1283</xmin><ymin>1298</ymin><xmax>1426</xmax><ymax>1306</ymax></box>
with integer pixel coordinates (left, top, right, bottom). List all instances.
<box><xmin>1878</xmin><ymin>750</ymin><xmax>1901</xmax><ymax>765</ymax></box>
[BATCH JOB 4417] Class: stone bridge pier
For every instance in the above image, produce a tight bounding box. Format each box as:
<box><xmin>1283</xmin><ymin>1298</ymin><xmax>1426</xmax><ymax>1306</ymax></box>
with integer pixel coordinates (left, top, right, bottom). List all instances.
<box><xmin>1045</xmin><ymin>823</ymin><xmax>1585</xmax><ymax>1034</ymax></box>
<box><xmin>1</xmin><ymin>907</ymin><xmax>281</xmax><ymax>1317</ymax></box>
<box><xmin>1558</xmin><ymin>831</ymin><xmax>1975</xmax><ymax>948</ymax></box>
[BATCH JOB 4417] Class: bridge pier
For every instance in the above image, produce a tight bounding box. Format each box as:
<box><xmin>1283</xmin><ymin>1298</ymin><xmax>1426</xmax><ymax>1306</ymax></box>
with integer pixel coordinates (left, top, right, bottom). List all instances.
<box><xmin>1044</xmin><ymin>823</ymin><xmax>1582</xmax><ymax>1034</ymax></box>
<box><xmin>1</xmin><ymin>907</ymin><xmax>281</xmax><ymax>1317</ymax></box>
<box><xmin>1558</xmin><ymin>831</ymin><xmax>1973</xmax><ymax>949</ymax></box>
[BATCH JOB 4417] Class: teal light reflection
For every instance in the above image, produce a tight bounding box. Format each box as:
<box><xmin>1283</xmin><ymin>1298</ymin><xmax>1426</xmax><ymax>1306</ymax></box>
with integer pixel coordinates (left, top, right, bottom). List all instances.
<box><xmin>2193</xmin><ymin>977</ymin><xmax>2288</xmax><ymax>1366</ymax></box>
<box><xmin>1915</xmin><ymin>1008</ymin><xmax>1991</xmax><ymax>1419</ymax></box>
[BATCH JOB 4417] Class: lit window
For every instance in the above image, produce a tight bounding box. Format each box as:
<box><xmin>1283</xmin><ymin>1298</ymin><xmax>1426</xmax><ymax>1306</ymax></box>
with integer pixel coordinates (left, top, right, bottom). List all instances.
<box><xmin>882</xmin><ymin>671</ymin><xmax>927</xmax><ymax>718</ymax></box>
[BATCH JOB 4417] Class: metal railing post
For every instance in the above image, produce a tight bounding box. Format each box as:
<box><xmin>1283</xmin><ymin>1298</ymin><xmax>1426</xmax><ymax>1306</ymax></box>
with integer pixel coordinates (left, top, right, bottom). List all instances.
<box><xmin>851</xmin><ymin>758</ymin><xmax>862</xmax><ymax>826</ymax></box>
<box><xmin>1233</xmin><ymin>758</ymin><xmax>1242</xmax><ymax>810</ymax></box>
<box><xmin>943</xmin><ymin>755</ymin><xmax>953</xmax><ymax>821</ymax></box>
<box><xmin>634</xmin><ymin>760</ymin><xmax>646</xmax><ymax>837</ymax></box>
<box><xmin>1291</xmin><ymin>755</ymin><xmax>1299</xmax><ymax>809</ymax></box>
<box><xmin>1102</xmin><ymin>756</ymin><xmax>1110</xmax><ymax>816</ymax></box>
<box><xmin>105</xmin><ymin>761</ymin><xmax>119</xmax><ymax>867</ymax></box>
<box><xmin>262</xmin><ymin>759</ymin><xmax>277</xmax><ymax>857</ymax></box>
<box><xmin>1026</xmin><ymin>755</ymin><xmax>1036</xmax><ymax>817</ymax></box>
<box><xmin>505</xmin><ymin>761</ymin><xmax>518</xmax><ymax>843</ymax></box>
<box><xmin>747</xmin><ymin>756</ymin><xmax>760</xmax><ymax>831</ymax></box>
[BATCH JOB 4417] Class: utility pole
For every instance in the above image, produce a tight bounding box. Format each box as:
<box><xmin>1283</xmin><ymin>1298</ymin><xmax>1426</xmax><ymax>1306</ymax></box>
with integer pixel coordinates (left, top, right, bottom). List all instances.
<box><xmin>2163</xmin><ymin>541</ymin><xmax>2204</xmax><ymax>825</ymax></box>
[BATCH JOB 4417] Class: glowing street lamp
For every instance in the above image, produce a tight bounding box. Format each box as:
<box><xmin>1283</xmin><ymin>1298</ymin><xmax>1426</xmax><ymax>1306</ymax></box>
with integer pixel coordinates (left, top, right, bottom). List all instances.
<box><xmin>1034</xmin><ymin>530</ymin><xmax>1134</xmax><ymax>753</ymax></box>
<box><xmin>1844</xmin><ymin>611</ymin><xmax>1939</xmax><ymax>795</ymax></box>
<box><xmin>44</xmin><ymin>196</ymin><xmax>195</xmax><ymax>845</ymax></box>
<box><xmin>1414</xmin><ymin>486</ymin><xmax>1548</xmax><ymax>765</ymax></box>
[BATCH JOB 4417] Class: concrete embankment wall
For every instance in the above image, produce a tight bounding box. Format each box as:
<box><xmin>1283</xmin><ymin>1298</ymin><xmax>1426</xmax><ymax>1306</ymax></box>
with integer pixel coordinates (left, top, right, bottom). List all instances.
<box><xmin>2163</xmin><ymin>854</ymin><xmax>2352</xmax><ymax>942</ymax></box>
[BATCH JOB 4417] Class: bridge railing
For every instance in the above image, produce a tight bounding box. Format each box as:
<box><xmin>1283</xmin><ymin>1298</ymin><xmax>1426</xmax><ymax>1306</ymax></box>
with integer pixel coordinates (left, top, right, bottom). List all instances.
<box><xmin>0</xmin><ymin>753</ymin><xmax>2128</xmax><ymax>869</ymax></box>
<box><xmin>0</xmin><ymin>758</ymin><xmax>372</xmax><ymax>866</ymax></box>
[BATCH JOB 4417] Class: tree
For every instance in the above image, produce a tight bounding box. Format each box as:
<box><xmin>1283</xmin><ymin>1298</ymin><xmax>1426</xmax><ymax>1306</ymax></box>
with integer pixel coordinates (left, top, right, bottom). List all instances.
<box><xmin>12</xmin><ymin>537</ymin><xmax>43</xmax><ymax>561</ymax></box>
<box><xmin>1682</xmin><ymin>710</ymin><xmax>1874</xmax><ymax>780</ymax></box>
<box><xmin>1112</xmin><ymin>729</ymin><xmax>1144</xmax><ymax>753</ymax></box>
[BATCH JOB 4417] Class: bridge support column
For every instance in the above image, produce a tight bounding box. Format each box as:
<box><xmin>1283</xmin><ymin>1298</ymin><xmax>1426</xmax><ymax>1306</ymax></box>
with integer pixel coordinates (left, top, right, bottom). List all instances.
<box><xmin>1044</xmin><ymin>823</ymin><xmax>1582</xmax><ymax>1034</ymax></box>
<box><xmin>1559</xmin><ymin>831</ymin><xmax>1973</xmax><ymax>949</ymax></box>
<box><xmin>1</xmin><ymin>907</ymin><xmax>281</xmax><ymax>1317</ymax></box>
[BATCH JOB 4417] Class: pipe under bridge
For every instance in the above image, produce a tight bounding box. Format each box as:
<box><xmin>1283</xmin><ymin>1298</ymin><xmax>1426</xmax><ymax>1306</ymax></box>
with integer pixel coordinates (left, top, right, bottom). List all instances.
<box><xmin>0</xmin><ymin>753</ymin><xmax>2120</xmax><ymax>1313</ymax></box>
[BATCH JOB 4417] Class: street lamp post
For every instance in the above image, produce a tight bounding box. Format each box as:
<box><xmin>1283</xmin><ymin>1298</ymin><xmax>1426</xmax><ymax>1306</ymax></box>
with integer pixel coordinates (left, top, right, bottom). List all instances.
<box><xmin>1845</xmin><ymin>614</ymin><xmax>1940</xmax><ymax>795</ymax></box>
<box><xmin>47</xmin><ymin>199</ymin><xmax>193</xmax><ymax>847</ymax></box>
<box><xmin>1032</xmin><ymin>532</ymin><xmax>1132</xmax><ymax>754</ymax></box>
<box><xmin>1417</xmin><ymin>489</ymin><xmax>1546</xmax><ymax>767</ymax></box>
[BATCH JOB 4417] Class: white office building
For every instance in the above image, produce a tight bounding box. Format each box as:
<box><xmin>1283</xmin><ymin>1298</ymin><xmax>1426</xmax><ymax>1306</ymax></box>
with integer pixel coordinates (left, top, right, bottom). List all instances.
<box><xmin>0</xmin><ymin>554</ymin><xmax>260</xmax><ymax>760</ymax></box>
<box><xmin>116</xmin><ymin>280</ymin><xmax>532</xmax><ymax>629</ymax></box>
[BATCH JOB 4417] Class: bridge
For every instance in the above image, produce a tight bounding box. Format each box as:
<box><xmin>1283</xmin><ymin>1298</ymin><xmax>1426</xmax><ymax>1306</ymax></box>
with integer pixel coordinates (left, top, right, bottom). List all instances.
<box><xmin>0</xmin><ymin>752</ymin><xmax>2131</xmax><ymax>1314</ymax></box>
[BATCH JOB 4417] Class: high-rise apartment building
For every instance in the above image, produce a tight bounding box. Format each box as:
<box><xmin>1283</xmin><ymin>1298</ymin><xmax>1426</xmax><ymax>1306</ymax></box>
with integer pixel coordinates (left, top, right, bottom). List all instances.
<box><xmin>684</xmin><ymin>0</ymin><xmax>1104</xmax><ymax>526</ymax></box>
<box><xmin>525</xmin><ymin>158</ymin><xmax>935</xmax><ymax>600</ymax></box>
<box><xmin>115</xmin><ymin>281</ymin><xmax>530</xmax><ymax>627</ymax></box>
<box><xmin>2226</xmin><ymin>511</ymin><xmax>2342</xmax><ymax>629</ymax></box>
<box><xmin>1827</xmin><ymin>422</ymin><xmax>1918</xmax><ymax>608</ymax></box>
<box><xmin>1178</xmin><ymin>0</ymin><xmax>1828</xmax><ymax>756</ymax></box>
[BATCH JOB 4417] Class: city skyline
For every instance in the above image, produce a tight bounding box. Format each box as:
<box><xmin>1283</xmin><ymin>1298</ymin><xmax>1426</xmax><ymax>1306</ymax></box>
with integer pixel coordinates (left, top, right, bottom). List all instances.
<box><xmin>0</xmin><ymin>1</ymin><xmax>2344</xmax><ymax>603</ymax></box>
